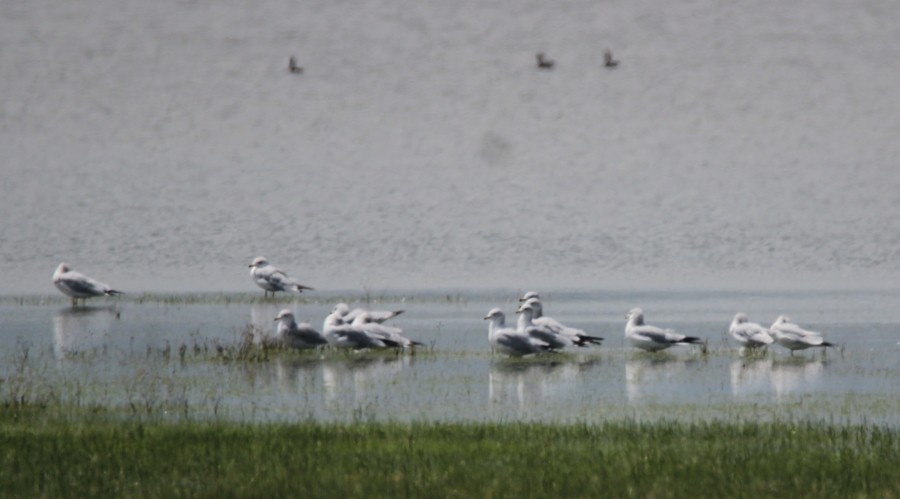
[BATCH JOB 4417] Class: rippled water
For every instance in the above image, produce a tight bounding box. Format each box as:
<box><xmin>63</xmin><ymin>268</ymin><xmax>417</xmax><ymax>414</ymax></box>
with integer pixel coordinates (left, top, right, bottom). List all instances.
<box><xmin>2</xmin><ymin>290</ymin><xmax>897</xmax><ymax>425</ymax></box>
<box><xmin>3</xmin><ymin>0</ymin><xmax>900</xmax><ymax>293</ymax></box>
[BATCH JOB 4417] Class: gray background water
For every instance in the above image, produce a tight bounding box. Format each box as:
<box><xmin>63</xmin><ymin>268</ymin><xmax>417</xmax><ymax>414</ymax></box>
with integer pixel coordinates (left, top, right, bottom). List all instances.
<box><xmin>3</xmin><ymin>0</ymin><xmax>900</xmax><ymax>293</ymax></box>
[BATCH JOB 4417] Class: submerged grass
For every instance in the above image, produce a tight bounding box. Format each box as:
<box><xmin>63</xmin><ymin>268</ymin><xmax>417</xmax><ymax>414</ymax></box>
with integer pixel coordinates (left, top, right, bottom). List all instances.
<box><xmin>1</xmin><ymin>407</ymin><xmax>897</xmax><ymax>498</ymax></box>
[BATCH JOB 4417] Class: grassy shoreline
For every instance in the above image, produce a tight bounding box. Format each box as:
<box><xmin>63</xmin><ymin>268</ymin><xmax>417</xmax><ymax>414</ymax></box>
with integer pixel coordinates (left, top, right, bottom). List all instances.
<box><xmin>2</xmin><ymin>407</ymin><xmax>897</xmax><ymax>497</ymax></box>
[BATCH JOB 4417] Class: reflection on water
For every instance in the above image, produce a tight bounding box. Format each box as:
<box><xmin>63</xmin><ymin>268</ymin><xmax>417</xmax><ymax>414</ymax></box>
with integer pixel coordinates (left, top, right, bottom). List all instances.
<box><xmin>729</xmin><ymin>357</ymin><xmax>773</xmax><ymax>397</ymax></box>
<box><xmin>322</xmin><ymin>355</ymin><xmax>409</xmax><ymax>406</ymax></box>
<box><xmin>771</xmin><ymin>358</ymin><xmax>825</xmax><ymax>399</ymax></box>
<box><xmin>53</xmin><ymin>306</ymin><xmax>120</xmax><ymax>359</ymax></box>
<box><xmin>489</xmin><ymin>356</ymin><xmax>600</xmax><ymax>412</ymax></box>
<box><xmin>625</xmin><ymin>355</ymin><xmax>697</xmax><ymax>402</ymax></box>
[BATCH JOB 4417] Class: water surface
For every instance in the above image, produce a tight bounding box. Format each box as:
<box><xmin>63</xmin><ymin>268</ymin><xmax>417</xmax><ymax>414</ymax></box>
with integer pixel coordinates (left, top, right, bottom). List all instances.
<box><xmin>2</xmin><ymin>289</ymin><xmax>897</xmax><ymax>425</ymax></box>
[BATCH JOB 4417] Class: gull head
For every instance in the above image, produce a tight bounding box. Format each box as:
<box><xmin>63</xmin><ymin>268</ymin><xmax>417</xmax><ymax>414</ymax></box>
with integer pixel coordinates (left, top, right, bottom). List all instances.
<box><xmin>519</xmin><ymin>291</ymin><xmax>540</xmax><ymax>302</ymax></box>
<box><xmin>55</xmin><ymin>263</ymin><xmax>71</xmax><ymax>274</ymax></box>
<box><xmin>732</xmin><ymin>312</ymin><xmax>749</xmax><ymax>324</ymax></box>
<box><xmin>274</xmin><ymin>309</ymin><xmax>294</xmax><ymax>322</ymax></box>
<box><xmin>484</xmin><ymin>308</ymin><xmax>504</xmax><ymax>321</ymax></box>
<box><xmin>771</xmin><ymin>315</ymin><xmax>791</xmax><ymax>329</ymax></box>
<box><xmin>332</xmin><ymin>303</ymin><xmax>350</xmax><ymax>316</ymax></box>
<box><xmin>249</xmin><ymin>256</ymin><xmax>268</xmax><ymax>268</ymax></box>
<box><xmin>518</xmin><ymin>297</ymin><xmax>543</xmax><ymax>316</ymax></box>
<box><xmin>516</xmin><ymin>302</ymin><xmax>535</xmax><ymax>318</ymax></box>
<box><xmin>772</xmin><ymin>315</ymin><xmax>790</xmax><ymax>325</ymax></box>
<box><xmin>626</xmin><ymin>308</ymin><xmax>644</xmax><ymax>325</ymax></box>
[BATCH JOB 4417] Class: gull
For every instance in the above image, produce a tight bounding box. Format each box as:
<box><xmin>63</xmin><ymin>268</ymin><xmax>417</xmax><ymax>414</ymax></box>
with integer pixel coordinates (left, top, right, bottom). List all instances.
<box><xmin>484</xmin><ymin>308</ymin><xmax>551</xmax><ymax>356</ymax></box>
<box><xmin>729</xmin><ymin>313</ymin><xmax>774</xmax><ymax>349</ymax></box>
<box><xmin>350</xmin><ymin>312</ymin><xmax>423</xmax><ymax>348</ymax></box>
<box><xmin>516</xmin><ymin>301</ymin><xmax>581</xmax><ymax>350</ymax></box>
<box><xmin>322</xmin><ymin>310</ymin><xmax>401</xmax><ymax>350</ymax></box>
<box><xmin>248</xmin><ymin>257</ymin><xmax>313</xmax><ymax>298</ymax></box>
<box><xmin>271</xmin><ymin>309</ymin><xmax>328</xmax><ymax>349</ymax></box>
<box><xmin>769</xmin><ymin>315</ymin><xmax>835</xmax><ymax>355</ymax></box>
<box><xmin>625</xmin><ymin>308</ymin><xmax>703</xmax><ymax>352</ymax></box>
<box><xmin>518</xmin><ymin>294</ymin><xmax>604</xmax><ymax>346</ymax></box>
<box><xmin>52</xmin><ymin>263</ymin><xmax>123</xmax><ymax>306</ymax></box>
<box><xmin>332</xmin><ymin>302</ymin><xmax>404</xmax><ymax>324</ymax></box>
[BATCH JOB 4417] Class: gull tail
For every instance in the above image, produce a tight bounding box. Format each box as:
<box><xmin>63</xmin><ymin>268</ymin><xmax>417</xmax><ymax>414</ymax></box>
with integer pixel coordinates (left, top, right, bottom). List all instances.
<box><xmin>680</xmin><ymin>336</ymin><xmax>703</xmax><ymax>345</ymax></box>
<box><xmin>821</xmin><ymin>341</ymin><xmax>836</xmax><ymax>348</ymax></box>
<box><xmin>577</xmin><ymin>334</ymin><xmax>605</xmax><ymax>345</ymax></box>
<box><xmin>409</xmin><ymin>340</ymin><xmax>426</xmax><ymax>348</ymax></box>
<box><xmin>105</xmin><ymin>289</ymin><xmax>124</xmax><ymax>296</ymax></box>
<box><xmin>292</xmin><ymin>284</ymin><xmax>314</xmax><ymax>293</ymax></box>
<box><xmin>381</xmin><ymin>338</ymin><xmax>402</xmax><ymax>349</ymax></box>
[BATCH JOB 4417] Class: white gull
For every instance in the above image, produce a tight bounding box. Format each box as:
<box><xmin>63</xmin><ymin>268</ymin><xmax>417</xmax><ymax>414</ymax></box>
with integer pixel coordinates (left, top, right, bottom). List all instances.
<box><xmin>52</xmin><ymin>263</ymin><xmax>122</xmax><ymax>306</ymax></box>
<box><xmin>729</xmin><ymin>313</ymin><xmax>774</xmax><ymax>348</ymax></box>
<box><xmin>769</xmin><ymin>315</ymin><xmax>834</xmax><ymax>355</ymax></box>
<box><xmin>484</xmin><ymin>307</ymin><xmax>551</xmax><ymax>356</ymax></box>
<box><xmin>248</xmin><ymin>256</ymin><xmax>313</xmax><ymax>298</ymax></box>
<box><xmin>625</xmin><ymin>308</ymin><xmax>703</xmax><ymax>352</ymax></box>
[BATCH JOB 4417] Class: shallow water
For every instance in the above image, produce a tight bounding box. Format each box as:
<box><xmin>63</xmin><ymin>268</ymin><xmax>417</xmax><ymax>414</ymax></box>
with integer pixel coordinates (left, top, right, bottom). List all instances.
<box><xmin>2</xmin><ymin>289</ymin><xmax>898</xmax><ymax>425</ymax></box>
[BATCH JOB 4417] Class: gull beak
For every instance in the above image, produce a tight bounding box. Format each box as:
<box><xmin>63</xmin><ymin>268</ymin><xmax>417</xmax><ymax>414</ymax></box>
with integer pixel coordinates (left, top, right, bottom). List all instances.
<box><xmin>483</xmin><ymin>315</ymin><xmax>490</xmax><ymax>320</ymax></box>
<box><xmin>273</xmin><ymin>317</ymin><xmax>279</xmax><ymax>321</ymax></box>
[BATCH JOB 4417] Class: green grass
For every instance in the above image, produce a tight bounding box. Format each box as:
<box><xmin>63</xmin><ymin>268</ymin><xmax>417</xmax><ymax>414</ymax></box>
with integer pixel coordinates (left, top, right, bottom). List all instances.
<box><xmin>1</xmin><ymin>408</ymin><xmax>897</xmax><ymax>498</ymax></box>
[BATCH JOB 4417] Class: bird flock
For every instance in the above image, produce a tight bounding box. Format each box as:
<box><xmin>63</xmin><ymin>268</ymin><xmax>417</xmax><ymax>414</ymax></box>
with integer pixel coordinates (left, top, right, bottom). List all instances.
<box><xmin>52</xmin><ymin>259</ymin><xmax>837</xmax><ymax>356</ymax></box>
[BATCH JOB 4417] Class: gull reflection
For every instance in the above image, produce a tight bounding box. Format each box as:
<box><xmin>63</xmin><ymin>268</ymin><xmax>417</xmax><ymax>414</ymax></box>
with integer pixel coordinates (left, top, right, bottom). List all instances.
<box><xmin>489</xmin><ymin>356</ymin><xmax>599</xmax><ymax>412</ymax></box>
<box><xmin>729</xmin><ymin>357</ymin><xmax>773</xmax><ymax>397</ymax></box>
<box><xmin>771</xmin><ymin>358</ymin><xmax>825</xmax><ymax>399</ymax></box>
<box><xmin>625</xmin><ymin>355</ymin><xmax>694</xmax><ymax>402</ymax></box>
<box><xmin>321</xmin><ymin>354</ymin><xmax>408</xmax><ymax>406</ymax></box>
<box><xmin>270</xmin><ymin>356</ymin><xmax>325</xmax><ymax>396</ymax></box>
<box><xmin>53</xmin><ymin>305</ymin><xmax>120</xmax><ymax>359</ymax></box>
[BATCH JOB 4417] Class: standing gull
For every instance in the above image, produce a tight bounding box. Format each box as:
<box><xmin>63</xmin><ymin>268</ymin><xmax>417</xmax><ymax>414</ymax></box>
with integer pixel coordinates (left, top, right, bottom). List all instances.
<box><xmin>248</xmin><ymin>257</ymin><xmax>313</xmax><ymax>298</ymax></box>
<box><xmin>52</xmin><ymin>263</ymin><xmax>122</xmax><ymax>306</ymax></box>
<box><xmin>769</xmin><ymin>315</ymin><xmax>835</xmax><ymax>355</ymax></box>
<box><xmin>516</xmin><ymin>301</ymin><xmax>579</xmax><ymax>351</ymax></box>
<box><xmin>729</xmin><ymin>313</ymin><xmax>774</xmax><ymax>349</ymax></box>
<box><xmin>518</xmin><ymin>293</ymin><xmax>604</xmax><ymax>346</ymax></box>
<box><xmin>484</xmin><ymin>308</ymin><xmax>551</xmax><ymax>356</ymax></box>
<box><xmin>625</xmin><ymin>308</ymin><xmax>703</xmax><ymax>352</ymax></box>
<box><xmin>271</xmin><ymin>309</ymin><xmax>328</xmax><ymax>349</ymax></box>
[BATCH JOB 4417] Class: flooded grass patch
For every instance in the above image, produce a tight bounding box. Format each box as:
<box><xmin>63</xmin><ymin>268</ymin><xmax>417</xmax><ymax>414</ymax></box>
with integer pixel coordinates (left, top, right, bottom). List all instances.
<box><xmin>0</xmin><ymin>409</ymin><xmax>897</xmax><ymax>498</ymax></box>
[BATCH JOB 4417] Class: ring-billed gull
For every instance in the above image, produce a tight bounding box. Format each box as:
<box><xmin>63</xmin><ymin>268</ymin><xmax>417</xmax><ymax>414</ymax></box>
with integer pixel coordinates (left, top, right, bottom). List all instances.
<box><xmin>729</xmin><ymin>313</ymin><xmax>774</xmax><ymax>348</ymax></box>
<box><xmin>625</xmin><ymin>308</ymin><xmax>703</xmax><ymax>352</ymax></box>
<box><xmin>350</xmin><ymin>312</ymin><xmax>423</xmax><ymax>348</ymax></box>
<box><xmin>322</xmin><ymin>310</ymin><xmax>400</xmax><ymax>350</ymax></box>
<box><xmin>518</xmin><ymin>294</ymin><xmax>604</xmax><ymax>346</ymax></box>
<box><xmin>515</xmin><ymin>301</ymin><xmax>579</xmax><ymax>350</ymax></box>
<box><xmin>248</xmin><ymin>257</ymin><xmax>313</xmax><ymax>298</ymax></box>
<box><xmin>52</xmin><ymin>263</ymin><xmax>122</xmax><ymax>306</ymax></box>
<box><xmin>484</xmin><ymin>308</ymin><xmax>551</xmax><ymax>356</ymax></box>
<box><xmin>769</xmin><ymin>315</ymin><xmax>834</xmax><ymax>355</ymax></box>
<box><xmin>332</xmin><ymin>302</ymin><xmax>404</xmax><ymax>324</ymax></box>
<box><xmin>271</xmin><ymin>309</ymin><xmax>328</xmax><ymax>349</ymax></box>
